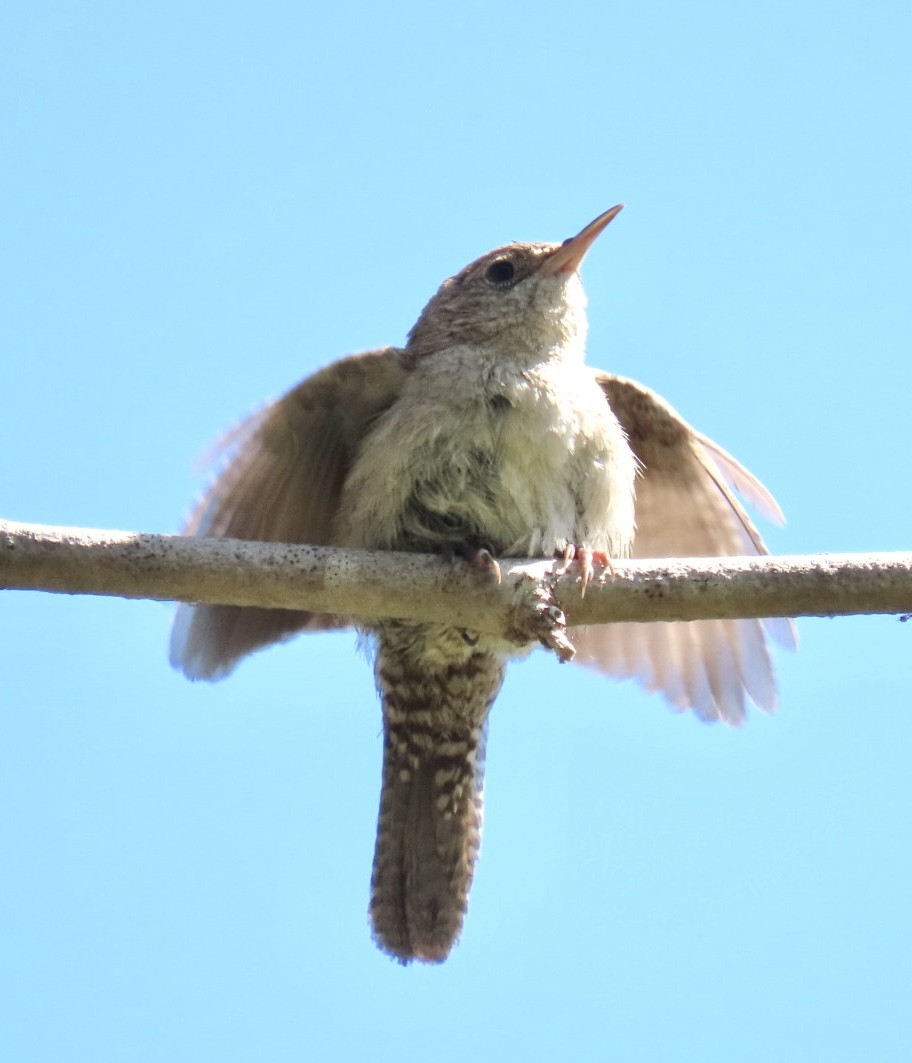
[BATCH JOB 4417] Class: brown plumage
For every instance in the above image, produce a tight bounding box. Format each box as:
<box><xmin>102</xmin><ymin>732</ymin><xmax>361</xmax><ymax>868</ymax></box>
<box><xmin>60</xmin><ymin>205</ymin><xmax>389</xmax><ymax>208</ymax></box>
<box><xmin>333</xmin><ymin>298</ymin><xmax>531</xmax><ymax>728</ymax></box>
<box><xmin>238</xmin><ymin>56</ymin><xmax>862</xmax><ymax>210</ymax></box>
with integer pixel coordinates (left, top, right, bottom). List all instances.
<box><xmin>170</xmin><ymin>207</ymin><xmax>794</xmax><ymax>963</ymax></box>
<box><xmin>370</xmin><ymin>622</ymin><xmax>504</xmax><ymax>963</ymax></box>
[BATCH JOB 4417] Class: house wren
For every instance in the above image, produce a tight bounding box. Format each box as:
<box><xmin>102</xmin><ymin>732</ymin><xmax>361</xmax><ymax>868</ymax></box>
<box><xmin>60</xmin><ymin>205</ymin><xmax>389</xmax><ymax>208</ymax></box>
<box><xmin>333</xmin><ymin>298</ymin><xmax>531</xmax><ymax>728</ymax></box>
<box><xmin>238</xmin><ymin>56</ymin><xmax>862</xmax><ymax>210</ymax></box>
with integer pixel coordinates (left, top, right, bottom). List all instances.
<box><xmin>171</xmin><ymin>207</ymin><xmax>793</xmax><ymax>964</ymax></box>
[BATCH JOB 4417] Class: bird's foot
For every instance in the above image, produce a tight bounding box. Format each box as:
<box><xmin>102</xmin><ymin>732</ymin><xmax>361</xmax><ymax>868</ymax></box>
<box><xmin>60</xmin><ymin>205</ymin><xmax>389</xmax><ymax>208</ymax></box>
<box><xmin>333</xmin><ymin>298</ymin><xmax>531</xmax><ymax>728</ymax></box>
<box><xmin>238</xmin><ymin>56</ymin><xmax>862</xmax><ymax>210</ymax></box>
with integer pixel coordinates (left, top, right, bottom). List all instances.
<box><xmin>553</xmin><ymin>545</ymin><xmax>613</xmax><ymax>597</ymax></box>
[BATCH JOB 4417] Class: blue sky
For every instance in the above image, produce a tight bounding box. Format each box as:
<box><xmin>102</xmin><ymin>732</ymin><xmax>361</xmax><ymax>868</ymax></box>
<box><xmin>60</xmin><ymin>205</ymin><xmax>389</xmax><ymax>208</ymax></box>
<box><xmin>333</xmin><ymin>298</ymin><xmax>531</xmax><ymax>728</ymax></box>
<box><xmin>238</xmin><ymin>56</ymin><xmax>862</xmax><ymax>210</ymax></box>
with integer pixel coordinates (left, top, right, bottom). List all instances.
<box><xmin>3</xmin><ymin>2</ymin><xmax>912</xmax><ymax>1060</ymax></box>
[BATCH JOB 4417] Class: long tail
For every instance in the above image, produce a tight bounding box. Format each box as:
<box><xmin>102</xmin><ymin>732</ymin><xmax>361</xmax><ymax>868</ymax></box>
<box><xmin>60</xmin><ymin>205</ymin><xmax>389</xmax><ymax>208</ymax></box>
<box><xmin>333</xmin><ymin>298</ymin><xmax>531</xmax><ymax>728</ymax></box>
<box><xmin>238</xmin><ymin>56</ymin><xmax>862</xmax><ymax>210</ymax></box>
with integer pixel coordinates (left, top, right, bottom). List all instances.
<box><xmin>369</xmin><ymin>629</ymin><xmax>504</xmax><ymax>964</ymax></box>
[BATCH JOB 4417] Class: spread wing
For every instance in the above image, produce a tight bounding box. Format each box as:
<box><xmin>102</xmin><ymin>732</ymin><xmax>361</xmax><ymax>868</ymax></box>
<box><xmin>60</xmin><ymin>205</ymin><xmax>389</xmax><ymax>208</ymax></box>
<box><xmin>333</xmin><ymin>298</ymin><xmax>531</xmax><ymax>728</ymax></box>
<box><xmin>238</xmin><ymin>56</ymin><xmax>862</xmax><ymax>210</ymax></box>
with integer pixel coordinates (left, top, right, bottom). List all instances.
<box><xmin>170</xmin><ymin>347</ymin><xmax>410</xmax><ymax>680</ymax></box>
<box><xmin>571</xmin><ymin>372</ymin><xmax>796</xmax><ymax>725</ymax></box>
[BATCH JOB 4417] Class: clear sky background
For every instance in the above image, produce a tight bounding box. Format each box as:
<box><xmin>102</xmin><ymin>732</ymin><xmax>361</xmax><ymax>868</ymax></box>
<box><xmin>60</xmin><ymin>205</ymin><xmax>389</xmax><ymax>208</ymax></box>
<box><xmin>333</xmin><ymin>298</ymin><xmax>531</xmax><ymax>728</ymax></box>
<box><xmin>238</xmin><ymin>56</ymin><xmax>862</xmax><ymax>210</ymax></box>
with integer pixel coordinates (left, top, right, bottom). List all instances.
<box><xmin>3</xmin><ymin>3</ymin><xmax>911</xmax><ymax>1060</ymax></box>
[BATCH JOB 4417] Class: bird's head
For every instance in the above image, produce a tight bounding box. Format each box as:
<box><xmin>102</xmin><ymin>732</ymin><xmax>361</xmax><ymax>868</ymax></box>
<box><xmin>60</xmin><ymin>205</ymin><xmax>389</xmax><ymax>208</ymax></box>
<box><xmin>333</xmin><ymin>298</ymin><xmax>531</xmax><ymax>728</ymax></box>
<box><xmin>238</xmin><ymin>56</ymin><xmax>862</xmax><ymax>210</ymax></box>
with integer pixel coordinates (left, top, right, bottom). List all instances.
<box><xmin>406</xmin><ymin>205</ymin><xmax>623</xmax><ymax>361</ymax></box>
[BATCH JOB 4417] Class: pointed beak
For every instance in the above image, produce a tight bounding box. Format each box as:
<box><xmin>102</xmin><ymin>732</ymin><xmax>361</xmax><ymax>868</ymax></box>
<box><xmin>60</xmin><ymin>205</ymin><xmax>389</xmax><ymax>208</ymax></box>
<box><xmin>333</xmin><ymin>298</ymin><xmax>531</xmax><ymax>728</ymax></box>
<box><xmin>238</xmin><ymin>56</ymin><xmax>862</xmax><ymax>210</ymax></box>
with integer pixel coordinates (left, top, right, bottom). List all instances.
<box><xmin>541</xmin><ymin>204</ymin><xmax>624</xmax><ymax>275</ymax></box>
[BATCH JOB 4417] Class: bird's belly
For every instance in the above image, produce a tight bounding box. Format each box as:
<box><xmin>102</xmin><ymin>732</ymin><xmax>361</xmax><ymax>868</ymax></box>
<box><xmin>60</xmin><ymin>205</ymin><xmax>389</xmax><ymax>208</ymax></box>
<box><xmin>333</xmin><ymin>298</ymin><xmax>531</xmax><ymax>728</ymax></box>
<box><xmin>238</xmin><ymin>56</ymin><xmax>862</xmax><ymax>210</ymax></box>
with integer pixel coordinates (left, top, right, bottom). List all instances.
<box><xmin>380</xmin><ymin>432</ymin><xmax>574</xmax><ymax>558</ymax></box>
<box><xmin>481</xmin><ymin>414</ymin><xmax>583</xmax><ymax>555</ymax></box>
<box><xmin>338</xmin><ymin>364</ymin><xmax>635</xmax><ymax>560</ymax></box>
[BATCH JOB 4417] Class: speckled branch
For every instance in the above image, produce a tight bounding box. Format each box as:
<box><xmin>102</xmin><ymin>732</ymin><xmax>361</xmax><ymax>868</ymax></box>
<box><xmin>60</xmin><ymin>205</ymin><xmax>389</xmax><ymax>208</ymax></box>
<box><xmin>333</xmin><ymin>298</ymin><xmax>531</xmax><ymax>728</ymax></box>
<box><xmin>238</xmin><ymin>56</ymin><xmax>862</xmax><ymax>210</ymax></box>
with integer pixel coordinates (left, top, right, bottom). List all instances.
<box><xmin>2</xmin><ymin>520</ymin><xmax>911</xmax><ymax>650</ymax></box>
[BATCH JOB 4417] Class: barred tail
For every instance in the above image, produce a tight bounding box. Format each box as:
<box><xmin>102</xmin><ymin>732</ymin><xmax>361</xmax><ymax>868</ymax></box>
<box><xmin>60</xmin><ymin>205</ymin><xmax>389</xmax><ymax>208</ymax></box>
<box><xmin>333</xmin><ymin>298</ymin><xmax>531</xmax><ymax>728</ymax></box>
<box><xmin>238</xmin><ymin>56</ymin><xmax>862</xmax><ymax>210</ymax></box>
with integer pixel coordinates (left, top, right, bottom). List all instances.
<box><xmin>369</xmin><ymin>634</ymin><xmax>503</xmax><ymax>964</ymax></box>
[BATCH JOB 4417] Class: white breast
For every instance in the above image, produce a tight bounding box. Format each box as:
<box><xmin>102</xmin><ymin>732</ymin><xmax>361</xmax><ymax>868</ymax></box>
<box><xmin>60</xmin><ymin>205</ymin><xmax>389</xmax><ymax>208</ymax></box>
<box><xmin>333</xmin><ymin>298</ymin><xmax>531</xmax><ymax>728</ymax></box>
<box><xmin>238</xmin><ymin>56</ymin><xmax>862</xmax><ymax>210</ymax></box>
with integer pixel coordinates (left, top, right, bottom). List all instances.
<box><xmin>338</xmin><ymin>347</ymin><xmax>637</xmax><ymax>559</ymax></box>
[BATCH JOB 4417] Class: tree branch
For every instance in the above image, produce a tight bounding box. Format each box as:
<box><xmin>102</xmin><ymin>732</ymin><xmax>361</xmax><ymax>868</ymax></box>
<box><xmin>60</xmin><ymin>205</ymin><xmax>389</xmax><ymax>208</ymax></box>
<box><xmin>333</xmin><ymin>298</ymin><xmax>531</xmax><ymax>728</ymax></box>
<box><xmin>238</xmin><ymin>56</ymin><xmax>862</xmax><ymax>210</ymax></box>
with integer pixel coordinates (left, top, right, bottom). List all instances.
<box><xmin>2</xmin><ymin>519</ymin><xmax>912</xmax><ymax>644</ymax></box>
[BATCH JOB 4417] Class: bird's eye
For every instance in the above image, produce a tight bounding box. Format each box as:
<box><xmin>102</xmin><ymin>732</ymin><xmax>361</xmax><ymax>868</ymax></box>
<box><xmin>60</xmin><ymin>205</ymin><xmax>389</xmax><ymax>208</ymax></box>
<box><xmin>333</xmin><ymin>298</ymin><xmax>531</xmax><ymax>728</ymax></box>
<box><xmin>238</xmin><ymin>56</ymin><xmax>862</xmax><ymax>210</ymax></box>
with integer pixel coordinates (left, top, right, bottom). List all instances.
<box><xmin>484</xmin><ymin>259</ymin><xmax>516</xmax><ymax>286</ymax></box>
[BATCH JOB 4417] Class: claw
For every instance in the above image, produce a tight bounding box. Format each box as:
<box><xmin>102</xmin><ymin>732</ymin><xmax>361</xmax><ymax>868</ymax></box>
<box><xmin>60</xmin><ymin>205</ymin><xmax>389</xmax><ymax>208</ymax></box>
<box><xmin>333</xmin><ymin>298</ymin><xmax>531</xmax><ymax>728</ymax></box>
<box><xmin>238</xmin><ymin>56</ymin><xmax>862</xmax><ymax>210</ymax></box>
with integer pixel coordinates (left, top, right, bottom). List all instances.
<box><xmin>590</xmin><ymin>549</ymin><xmax>615</xmax><ymax>575</ymax></box>
<box><xmin>553</xmin><ymin>545</ymin><xmax>613</xmax><ymax>597</ymax></box>
<box><xmin>552</xmin><ymin>543</ymin><xmax>575</xmax><ymax>578</ymax></box>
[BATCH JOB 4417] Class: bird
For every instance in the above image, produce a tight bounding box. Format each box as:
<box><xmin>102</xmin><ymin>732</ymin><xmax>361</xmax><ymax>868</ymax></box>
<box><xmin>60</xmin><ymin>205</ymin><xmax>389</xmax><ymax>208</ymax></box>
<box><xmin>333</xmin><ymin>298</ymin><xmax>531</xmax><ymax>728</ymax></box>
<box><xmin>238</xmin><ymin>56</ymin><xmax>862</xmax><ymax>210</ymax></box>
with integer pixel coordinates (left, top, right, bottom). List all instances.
<box><xmin>170</xmin><ymin>206</ymin><xmax>794</xmax><ymax>965</ymax></box>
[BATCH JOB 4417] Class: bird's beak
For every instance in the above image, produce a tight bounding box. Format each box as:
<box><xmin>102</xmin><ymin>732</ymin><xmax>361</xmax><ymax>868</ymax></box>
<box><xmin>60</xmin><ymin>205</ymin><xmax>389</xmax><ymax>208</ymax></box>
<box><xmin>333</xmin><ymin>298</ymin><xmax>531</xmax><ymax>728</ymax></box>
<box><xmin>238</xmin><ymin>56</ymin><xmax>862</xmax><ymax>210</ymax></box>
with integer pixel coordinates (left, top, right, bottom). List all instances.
<box><xmin>541</xmin><ymin>204</ymin><xmax>624</xmax><ymax>275</ymax></box>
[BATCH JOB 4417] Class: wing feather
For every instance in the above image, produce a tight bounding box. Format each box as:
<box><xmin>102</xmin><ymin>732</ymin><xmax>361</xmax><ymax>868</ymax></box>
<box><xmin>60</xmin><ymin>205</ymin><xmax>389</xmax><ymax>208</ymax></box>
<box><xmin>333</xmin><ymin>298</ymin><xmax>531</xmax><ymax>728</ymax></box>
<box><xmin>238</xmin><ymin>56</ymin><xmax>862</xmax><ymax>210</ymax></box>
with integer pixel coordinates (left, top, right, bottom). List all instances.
<box><xmin>171</xmin><ymin>348</ymin><xmax>410</xmax><ymax>679</ymax></box>
<box><xmin>571</xmin><ymin>373</ymin><xmax>796</xmax><ymax>724</ymax></box>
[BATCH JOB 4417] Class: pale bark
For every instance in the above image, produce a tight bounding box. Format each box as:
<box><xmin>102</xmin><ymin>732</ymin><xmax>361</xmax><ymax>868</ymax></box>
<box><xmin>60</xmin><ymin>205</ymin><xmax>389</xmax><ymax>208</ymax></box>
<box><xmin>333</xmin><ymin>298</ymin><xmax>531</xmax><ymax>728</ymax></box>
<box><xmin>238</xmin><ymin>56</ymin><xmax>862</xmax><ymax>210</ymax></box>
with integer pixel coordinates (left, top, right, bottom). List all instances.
<box><xmin>3</xmin><ymin>519</ymin><xmax>911</xmax><ymax>647</ymax></box>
